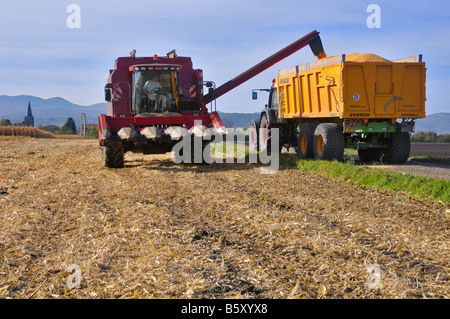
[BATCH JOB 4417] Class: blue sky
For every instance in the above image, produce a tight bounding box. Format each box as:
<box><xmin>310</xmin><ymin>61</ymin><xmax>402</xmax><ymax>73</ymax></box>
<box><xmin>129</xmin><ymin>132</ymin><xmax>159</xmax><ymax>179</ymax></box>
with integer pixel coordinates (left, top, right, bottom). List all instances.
<box><xmin>0</xmin><ymin>0</ymin><xmax>449</xmax><ymax>114</ymax></box>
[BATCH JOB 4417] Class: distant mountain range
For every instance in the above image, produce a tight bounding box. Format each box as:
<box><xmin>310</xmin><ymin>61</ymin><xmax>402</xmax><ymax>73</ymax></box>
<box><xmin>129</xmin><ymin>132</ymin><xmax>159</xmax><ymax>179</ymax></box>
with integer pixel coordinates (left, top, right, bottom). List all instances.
<box><xmin>0</xmin><ymin>95</ymin><xmax>448</xmax><ymax>133</ymax></box>
<box><xmin>0</xmin><ymin>95</ymin><xmax>105</xmax><ymax>126</ymax></box>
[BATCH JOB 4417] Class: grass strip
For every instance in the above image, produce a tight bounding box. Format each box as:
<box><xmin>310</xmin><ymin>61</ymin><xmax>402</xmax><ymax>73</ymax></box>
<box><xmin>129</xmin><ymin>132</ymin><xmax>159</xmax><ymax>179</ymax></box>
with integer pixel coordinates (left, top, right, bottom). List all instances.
<box><xmin>280</xmin><ymin>153</ymin><xmax>450</xmax><ymax>203</ymax></box>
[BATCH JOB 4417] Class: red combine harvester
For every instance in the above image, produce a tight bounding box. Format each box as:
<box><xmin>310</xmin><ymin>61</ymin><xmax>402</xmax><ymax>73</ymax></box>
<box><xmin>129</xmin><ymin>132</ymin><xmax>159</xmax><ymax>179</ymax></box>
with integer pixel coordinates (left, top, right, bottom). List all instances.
<box><xmin>98</xmin><ymin>30</ymin><xmax>325</xmax><ymax>168</ymax></box>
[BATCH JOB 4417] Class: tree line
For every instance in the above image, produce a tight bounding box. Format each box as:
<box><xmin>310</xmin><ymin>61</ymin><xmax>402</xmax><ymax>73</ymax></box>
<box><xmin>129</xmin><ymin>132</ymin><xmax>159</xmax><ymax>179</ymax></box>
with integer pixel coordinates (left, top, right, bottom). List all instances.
<box><xmin>411</xmin><ymin>131</ymin><xmax>450</xmax><ymax>143</ymax></box>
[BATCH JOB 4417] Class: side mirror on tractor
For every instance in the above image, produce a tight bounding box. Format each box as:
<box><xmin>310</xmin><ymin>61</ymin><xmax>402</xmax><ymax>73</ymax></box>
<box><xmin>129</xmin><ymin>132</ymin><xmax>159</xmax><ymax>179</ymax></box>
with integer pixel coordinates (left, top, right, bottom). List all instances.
<box><xmin>104</xmin><ymin>83</ymin><xmax>113</xmax><ymax>102</ymax></box>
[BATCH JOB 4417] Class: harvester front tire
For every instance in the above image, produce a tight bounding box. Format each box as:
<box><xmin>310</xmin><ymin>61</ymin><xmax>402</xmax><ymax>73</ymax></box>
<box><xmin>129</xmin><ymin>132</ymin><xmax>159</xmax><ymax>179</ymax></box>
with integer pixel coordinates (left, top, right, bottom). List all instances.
<box><xmin>297</xmin><ymin>123</ymin><xmax>317</xmax><ymax>158</ymax></box>
<box><xmin>313</xmin><ymin>123</ymin><xmax>344</xmax><ymax>161</ymax></box>
<box><xmin>102</xmin><ymin>144</ymin><xmax>124</xmax><ymax>168</ymax></box>
<box><xmin>382</xmin><ymin>125</ymin><xmax>410</xmax><ymax>164</ymax></box>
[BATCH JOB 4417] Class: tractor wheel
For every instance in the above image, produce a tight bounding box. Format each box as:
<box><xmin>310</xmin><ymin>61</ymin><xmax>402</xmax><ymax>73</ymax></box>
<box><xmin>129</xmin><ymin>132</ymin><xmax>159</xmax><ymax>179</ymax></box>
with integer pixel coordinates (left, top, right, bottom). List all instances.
<box><xmin>358</xmin><ymin>148</ymin><xmax>382</xmax><ymax>162</ymax></box>
<box><xmin>297</xmin><ymin>123</ymin><xmax>317</xmax><ymax>158</ymax></box>
<box><xmin>381</xmin><ymin>125</ymin><xmax>410</xmax><ymax>164</ymax></box>
<box><xmin>249</xmin><ymin>119</ymin><xmax>260</xmax><ymax>152</ymax></box>
<box><xmin>259</xmin><ymin>113</ymin><xmax>271</xmax><ymax>153</ymax></box>
<box><xmin>313</xmin><ymin>123</ymin><xmax>344</xmax><ymax>161</ymax></box>
<box><xmin>259</xmin><ymin>113</ymin><xmax>281</xmax><ymax>155</ymax></box>
<box><xmin>102</xmin><ymin>143</ymin><xmax>124</xmax><ymax>168</ymax></box>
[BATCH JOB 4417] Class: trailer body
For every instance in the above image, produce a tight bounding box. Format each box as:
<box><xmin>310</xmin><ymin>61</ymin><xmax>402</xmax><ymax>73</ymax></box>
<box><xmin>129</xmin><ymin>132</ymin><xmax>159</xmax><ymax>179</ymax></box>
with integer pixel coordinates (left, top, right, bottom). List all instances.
<box><xmin>250</xmin><ymin>53</ymin><xmax>426</xmax><ymax>163</ymax></box>
<box><xmin>277</xmin><ymin>54</ymin><xmax>425</xmax><ymax>121</ymax></box>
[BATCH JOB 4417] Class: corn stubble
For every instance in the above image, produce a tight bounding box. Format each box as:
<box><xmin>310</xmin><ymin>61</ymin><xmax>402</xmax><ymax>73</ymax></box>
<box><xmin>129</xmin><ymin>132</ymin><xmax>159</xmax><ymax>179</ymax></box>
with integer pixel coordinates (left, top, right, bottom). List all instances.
<box><xmin>0</xmin><ymin>137</ymin><xmax>448</xmax><ymax>299</ymax></box>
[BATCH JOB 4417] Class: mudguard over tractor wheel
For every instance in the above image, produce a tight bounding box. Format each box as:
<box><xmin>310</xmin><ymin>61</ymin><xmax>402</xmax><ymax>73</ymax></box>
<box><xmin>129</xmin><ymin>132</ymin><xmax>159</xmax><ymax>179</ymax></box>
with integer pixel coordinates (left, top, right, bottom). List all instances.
<box><xmin>102</xmin><ymin>143</ymin><xmax>125</xmax><ymax>168</ymax></box>
<box><xmin>313</xmin><ymin>123</ymin><xmax>345</xmax><ymax>161</ymax></box>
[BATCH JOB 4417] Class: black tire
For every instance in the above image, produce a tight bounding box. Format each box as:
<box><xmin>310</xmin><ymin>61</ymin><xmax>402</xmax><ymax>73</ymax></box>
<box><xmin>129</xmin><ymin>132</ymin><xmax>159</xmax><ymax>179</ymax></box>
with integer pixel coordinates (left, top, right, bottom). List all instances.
<box><xmin>259</xmin><ymin>113</ymin><xmax>272</xmax><ymax>153</ymax></box>
<box><xmin>382</xmin><ymin>125</ymin><xmax>410</xmax><ymax>164</ymax></box>
<box><xmin>297</xmin><ymin>123</ymin><xmax>317</xmax><ymax>158</ymax></box>
<box><xmin>102</xmin><ymin>143</ymin><xmax>124</xmax><ymax>168</ymax></box>
<box><xmin>249</xmin><ymin>119</ymin><xmax>260</xmax><ymax>152</ymax></box>
<box><xmin>313</xmin><ymin>123</ymin><xmax>344</xmax><ymax>161</ymax></box>
<box><xmin>358</xmin><ymin>148</ymin><xmax>382</xmax><ymax>162</ymax></box>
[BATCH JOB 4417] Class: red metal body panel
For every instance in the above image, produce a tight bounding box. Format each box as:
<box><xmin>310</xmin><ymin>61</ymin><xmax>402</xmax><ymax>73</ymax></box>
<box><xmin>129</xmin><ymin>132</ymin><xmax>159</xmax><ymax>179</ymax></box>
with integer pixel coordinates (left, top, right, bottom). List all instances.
<box><xmin>133</xmin><ymin>116</ymin><xmax>186</xmax><ymax>126</ymax></box>
<box><xmin>209</xmin><ymin>111</ymin><xmax>224</xmax><ymax>130</ymax></box>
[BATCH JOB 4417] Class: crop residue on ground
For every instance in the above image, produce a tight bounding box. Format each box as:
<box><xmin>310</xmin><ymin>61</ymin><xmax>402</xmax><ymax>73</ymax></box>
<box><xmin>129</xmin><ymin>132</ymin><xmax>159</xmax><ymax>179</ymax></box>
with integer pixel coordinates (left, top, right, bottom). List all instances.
<box><xmin>0</xmin><ymin>137</ymin><xmax>448</xmax><ymax>299</ymax></box>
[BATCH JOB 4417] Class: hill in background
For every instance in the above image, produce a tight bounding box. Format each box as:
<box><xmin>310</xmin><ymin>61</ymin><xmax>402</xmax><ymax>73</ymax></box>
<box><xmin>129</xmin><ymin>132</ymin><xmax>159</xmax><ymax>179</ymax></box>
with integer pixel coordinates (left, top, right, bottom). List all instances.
<box><xmin>0</xmin><ymin>95</ymin><xmax>105</xmax><ymax>127</ymax></box>
<box><xmin>219</xmin><ymin>111</ymin><xmax>450</xmax><ymax>133</ymax></box>
<box><xmin>414</xmin><ymin>112</ymin><xmax>450</xmax><ymax>134</ymax></box>
<box><xmin>0</xmin><ymin>95</ymin><xmax>448</xmax><ymax>132</ymax></box>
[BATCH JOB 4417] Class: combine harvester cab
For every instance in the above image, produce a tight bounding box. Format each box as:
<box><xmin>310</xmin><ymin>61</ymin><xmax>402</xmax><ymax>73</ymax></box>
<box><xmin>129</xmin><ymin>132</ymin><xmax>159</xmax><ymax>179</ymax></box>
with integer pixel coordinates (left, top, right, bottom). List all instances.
<box><xmin>251</xmin><ymin>51</ymin><xmax>426</xmax><ymax>163</ymax></box>
<box><xmin>98</xmin><ymin>31</ymin><xmax>326</xmax><ymax>168</ymax></box>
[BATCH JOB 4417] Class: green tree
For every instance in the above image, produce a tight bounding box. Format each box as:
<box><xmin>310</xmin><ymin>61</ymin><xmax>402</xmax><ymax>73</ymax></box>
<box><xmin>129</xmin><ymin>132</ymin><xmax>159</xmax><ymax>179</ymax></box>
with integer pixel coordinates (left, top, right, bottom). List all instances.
<box><xmin>86</xmin><ymin>126</ymin><xmax>99</xmax><ymax>139</ymax></box>
<box><xmin>59</xmin><ymin>117</ymin><xmax>77</xmax><ymax>134</ymax></box>
<box><xmin>411</xmin><ymin>131</ymin><xmax>438</xmax><ymax>142</ymax></box>
<box><xmin>38</xmin><ymin>124</ymin><xmax>60</xmax><ymax>133</ymax></box>
<box><xmin>437</xmin><ymin>134</ymin><xmax>450</xmax><ymax>143</ymax></box>
<box><xmin>0</xmin><ymin>118</ymin><xmax>12</xmax><ymax>126</ymax></box>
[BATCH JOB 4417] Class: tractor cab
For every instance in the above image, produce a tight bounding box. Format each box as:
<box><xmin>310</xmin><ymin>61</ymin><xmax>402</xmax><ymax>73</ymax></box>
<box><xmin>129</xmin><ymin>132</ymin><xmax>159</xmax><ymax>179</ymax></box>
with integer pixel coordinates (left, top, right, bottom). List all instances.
<box><xmin>130</xmin><ymin>64</ymin><xmax>181</xmax><ymax>114</ymax></box>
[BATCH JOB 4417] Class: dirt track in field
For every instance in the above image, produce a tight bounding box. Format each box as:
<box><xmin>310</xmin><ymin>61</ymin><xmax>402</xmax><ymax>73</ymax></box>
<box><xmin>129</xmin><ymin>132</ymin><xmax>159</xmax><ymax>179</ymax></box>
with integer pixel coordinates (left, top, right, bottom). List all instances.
<box><xmin>410</xmin><ymin>143</ymin><xmax>450</xmax><ymax>159</ymax></box>
<box><xmin>355</xmin><ymin>143</ymin><xmax>450</xmax><ymax>180</ymax></box>
<box><xmin>0</xmin><ymin>137</ymin><xmax>449</xmax><ymax>299</ymax></box>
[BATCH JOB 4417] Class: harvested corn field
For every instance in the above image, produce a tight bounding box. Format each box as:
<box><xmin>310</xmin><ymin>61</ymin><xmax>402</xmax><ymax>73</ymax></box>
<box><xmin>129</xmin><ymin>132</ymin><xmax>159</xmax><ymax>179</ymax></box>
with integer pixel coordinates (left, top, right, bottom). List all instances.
<box><xmin>0</xmin><ymin>136</ymin><xmax>449</xmax><ymax>299</ymax></box>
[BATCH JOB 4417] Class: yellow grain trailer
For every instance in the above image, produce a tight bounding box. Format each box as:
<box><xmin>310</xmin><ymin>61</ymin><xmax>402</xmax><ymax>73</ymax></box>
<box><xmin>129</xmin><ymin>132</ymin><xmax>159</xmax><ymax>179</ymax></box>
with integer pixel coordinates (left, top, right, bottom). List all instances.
<box><xmin>250</xmin><ymin>53</ymin><xmax>426</xmax><ymax>163</ymax></box>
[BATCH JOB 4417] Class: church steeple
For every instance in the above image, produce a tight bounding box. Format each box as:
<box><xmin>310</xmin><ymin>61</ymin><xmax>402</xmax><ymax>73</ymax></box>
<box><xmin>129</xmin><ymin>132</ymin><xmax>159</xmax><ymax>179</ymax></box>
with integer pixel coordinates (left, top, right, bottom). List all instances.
<box><xmin>24</xmin><ymin>100</ymin><xmax>34</xmax><ymax>127</ymax></box>
<box><xmin>26</xmin><ymin>101</ymin><xmax>33</xmax><ymax>117</ymax></box>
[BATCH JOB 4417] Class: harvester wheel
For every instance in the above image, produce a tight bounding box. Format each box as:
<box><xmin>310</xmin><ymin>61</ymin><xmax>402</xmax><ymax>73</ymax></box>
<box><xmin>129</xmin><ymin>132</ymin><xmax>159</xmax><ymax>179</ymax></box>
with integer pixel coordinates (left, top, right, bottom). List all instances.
<box><xmin>249</xmin><ymin>119</ymin><xmax>260</xmax><ymax>151</ymax></box>
<box><xmin>102</xmin><ymin>143</ymin><xmax>125</xmax><ymax>168</ymax></box>
<box><xmin>313</xmin><ymin>123</ymin><xmax>344</xmax><ymax>161</ymax></box>
<box><xmin>381</xmin><ymin>125</ymin><xmax>410</xmax><ymax>164</ymax></box>
<box><xmin>297</xmin><ymin>123</ymin><xmax>317</xmax><ymax>158</ymax></box>
<box><xmin>358</xmin><ymin>148</ymin><xmax>382</xmax><ymax>162</ymax></box>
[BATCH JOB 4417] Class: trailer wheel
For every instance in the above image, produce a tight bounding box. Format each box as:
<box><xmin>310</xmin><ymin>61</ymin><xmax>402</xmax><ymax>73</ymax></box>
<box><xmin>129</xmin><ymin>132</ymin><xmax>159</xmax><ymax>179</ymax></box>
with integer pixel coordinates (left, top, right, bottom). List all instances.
<box><xmin>358</xmin><ymin>148</ymin><xmax>382</xmax><ymax>162</ymax></box>
<box><xmin>249</xmin><ymin>119</ymin><xmax>260</xmax><ymax>151</ymax></box>
<box><xmin>313</xmin><ymin>123</ymin><xmax>344</xmax><ymax>161</ymax></box>
<box><xmin>297</xmin><ymin>123</ymin><xmax>317</xmax><ymax>158</ymax></box>
<box><xmin>381</xmin><ymin>125</ymin><xmax>410</xmax><ymax>164</ymax></box>
<box><xmin>102</xmin><ymin>143</ymin><xmax>124</xmax><ymax>168</ymax></box>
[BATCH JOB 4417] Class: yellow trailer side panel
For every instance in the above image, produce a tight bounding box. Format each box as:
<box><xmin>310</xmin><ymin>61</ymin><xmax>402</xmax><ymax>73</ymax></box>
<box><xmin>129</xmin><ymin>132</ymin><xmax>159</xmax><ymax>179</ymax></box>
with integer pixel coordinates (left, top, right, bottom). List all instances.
<box><xmin>277</xmin><ymin>55</ymin><xmax>425</xmax><ymax>121</ymax></box>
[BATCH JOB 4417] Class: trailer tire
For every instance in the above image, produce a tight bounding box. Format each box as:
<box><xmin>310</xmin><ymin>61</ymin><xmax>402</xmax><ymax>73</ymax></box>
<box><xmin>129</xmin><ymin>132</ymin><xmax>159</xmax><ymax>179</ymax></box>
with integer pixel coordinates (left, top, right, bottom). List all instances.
<box><xmin>297</xmin><ymin>123</ymin><xmax>317</xmax><ymax>158</ymax></box>
<box><xmin>358</xmin><ymin>148</ymin><xmax>382</xmax><ymax>162</ymax></box>
<box><xmin>102</xmin><ymin>143</ymin><xmax>124</xmax><ymax>168</ymax></box>
<box><xmin>382</xmin><ymin>125</ymin><xmax>410</xmax><ymax>164</ymax></box>
<box><xmin>313</xmin><ymin>123</ymin><xmax>344</xmax><ymax>161</ymax></box>
<box><xmin>249</xmin><ymin>119</ymin><xmax>260</xmax><ymax>151</ymax></box>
